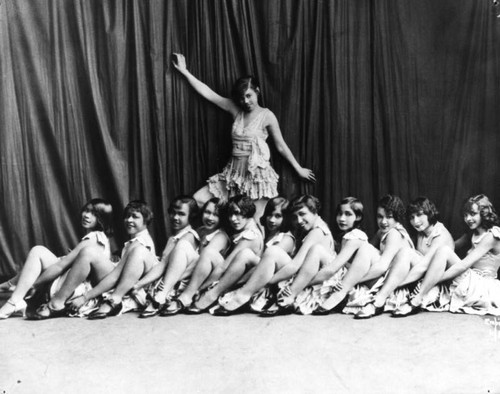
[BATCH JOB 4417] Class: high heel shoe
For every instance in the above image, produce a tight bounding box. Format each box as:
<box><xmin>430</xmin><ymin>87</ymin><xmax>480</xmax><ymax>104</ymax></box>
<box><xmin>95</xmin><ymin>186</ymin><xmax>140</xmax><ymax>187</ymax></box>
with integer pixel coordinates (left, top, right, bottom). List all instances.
<box><xmin>210</xmin><ymin>302</ymin><xmax>249</xmax><ymax>316</ymax></box>
<box><xmin>0</xmin><ymin>299</ymin><xmax>27</xmax><ymax>319</ymax></box>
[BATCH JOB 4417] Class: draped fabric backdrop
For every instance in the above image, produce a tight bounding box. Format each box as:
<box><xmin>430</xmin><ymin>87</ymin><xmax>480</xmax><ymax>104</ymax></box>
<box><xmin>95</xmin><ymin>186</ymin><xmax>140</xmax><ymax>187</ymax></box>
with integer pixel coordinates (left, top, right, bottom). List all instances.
<box><xmin>0</xmin><ymin>0</ymin><xmax>499</xmax><ymax>276</ymax></box>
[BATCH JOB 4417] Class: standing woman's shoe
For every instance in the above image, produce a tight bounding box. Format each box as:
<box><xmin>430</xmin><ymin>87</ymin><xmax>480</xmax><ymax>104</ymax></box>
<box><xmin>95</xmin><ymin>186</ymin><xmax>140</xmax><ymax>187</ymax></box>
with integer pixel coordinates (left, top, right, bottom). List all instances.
<box><xmin>0</xmin><ymin>299</ymin><xmax>27</xmax><ymax>319</ymax></box>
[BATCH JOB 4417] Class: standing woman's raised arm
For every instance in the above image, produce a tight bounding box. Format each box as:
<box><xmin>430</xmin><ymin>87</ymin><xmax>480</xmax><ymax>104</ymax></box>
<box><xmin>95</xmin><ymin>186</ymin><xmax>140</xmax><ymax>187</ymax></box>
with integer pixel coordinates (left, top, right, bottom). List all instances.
<box><xmin>172</xmin><ymin>53</ymin><xmax>240</xmax><ymax>117</ymax></box>
<box><xmin>265</xmin><ymin>111</ymin><xmax>316</xmax><ymax>183</ymax></box>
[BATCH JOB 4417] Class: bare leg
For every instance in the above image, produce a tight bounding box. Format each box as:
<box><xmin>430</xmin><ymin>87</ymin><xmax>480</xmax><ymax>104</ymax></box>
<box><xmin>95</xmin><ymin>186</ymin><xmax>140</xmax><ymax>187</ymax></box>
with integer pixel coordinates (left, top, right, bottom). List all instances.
<box><xmin>221</xmin><ymin>246</ymin><xmax>291</xmax><ymax>311</ymax></box>
<box><xmin>287</xmin><ymin>245</ymin><xmax>331</xmax><ymax>298</ymax></box>
<box><xmin>254</xmin><ymin>198</ymin><xmax>268</xmax><ymax>223</ymax></box>
<box><xmin>411</xmin><ymin>246</ymin><xmax>459</xmax><ymax>307</ymax></box>
<box><xmin>321</xmin><ymin>244</ymin><xmax>378</xmax><ymax>311</ymax></box>
<box><xmin>178</xmin><ymin>249</ymin><xmax>224</xmax><ymax>309</ymax></box>
<box><xmin>201</xmin><ymin>249</ymin><xmax>259</xmax><ymax>307</ymax></box>
<box><xmin>373</xmin><ymin>248</ymin><xmax>413</xmax><ymax>308</ymax></box>
<box><xmin>193</xmin><ymin>185</ymin><xmax>219</xmax><ymax>208</ymax></box>
<box><xmin>48</xmin><ymin>246</ymin><xmax>114</xmax><ymax>310</ymax></box>
<box><xmin>154</xmin><ymin>244</ymin><xmax>191</xmax><ymax>304</ymax></box>
<box><xmin>8</xmin><ymin>246</ymin><xmax>58</xmax><ymax>303</ymax></box>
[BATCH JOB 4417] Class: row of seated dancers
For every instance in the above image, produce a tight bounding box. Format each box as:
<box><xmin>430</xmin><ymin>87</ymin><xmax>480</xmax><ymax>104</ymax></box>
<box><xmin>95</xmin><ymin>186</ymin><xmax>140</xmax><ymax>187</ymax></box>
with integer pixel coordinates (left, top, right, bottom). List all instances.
<box><xmin>1</xmin><ymin>192</ymin><xmax>499</xmax><ymax>320</ymax></box>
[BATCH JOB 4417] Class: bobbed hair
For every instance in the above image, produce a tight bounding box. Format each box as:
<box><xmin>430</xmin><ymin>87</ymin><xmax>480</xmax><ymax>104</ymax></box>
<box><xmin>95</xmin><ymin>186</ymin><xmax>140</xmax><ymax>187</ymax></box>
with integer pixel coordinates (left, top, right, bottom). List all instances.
<box><xmin>407</xmin><ymin>197</ymin><xmax>439</xmax><ymax>225</ymax></box>
<box><xmin>260</xmin><ymin>196</ymin><xmax>291</xmax><ymax>233</ymax></box>
<box><xmin>81</xmin><ymin>198</ymin><xmax>113</xmax><ymax>236</ymax></box>
<box><xmin>377</xmin><ymin>194</ymin><xmax>406</xmax><ymax>223</ymax></box>
<box><xmin>336</xmin><ymin>196</ymin><xmax>364</xmax><ymax>229</ymax></box>
<box><xmin>463</xmin><ymin>194</ymin><xmax>499</xmax><ymax>230</ymax></box>
<box><xmin>231</xmin><ymin>75</ymin><xmax>262</xmax><ymax>107</ymax></box>
<box><xmin>123</xmin><ymin>200</ymin><xmax>154</xmax><ymax>226</ymax></box>
<box><xmin>290</xmin><ymin>195</ymin><xmax>321</xmax><ymax>215</ymax></box>
<box><xmin>168</xmin><ymin>195</ymin><xmax>199</xmax><ymax>223</ymax></box>
<box><xmin>227</xmin><ymin>195</ymin><xmax>256</xmax><ymax>219</ymax></box>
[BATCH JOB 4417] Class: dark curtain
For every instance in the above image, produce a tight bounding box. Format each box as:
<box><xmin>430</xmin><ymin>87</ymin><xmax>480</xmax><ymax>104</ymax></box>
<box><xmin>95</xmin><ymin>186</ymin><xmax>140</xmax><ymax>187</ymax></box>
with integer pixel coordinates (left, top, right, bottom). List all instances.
<box><xmin>0</xmin><ymin>0</ymin><xmax>499</xmax><ymax>276</ymax></box>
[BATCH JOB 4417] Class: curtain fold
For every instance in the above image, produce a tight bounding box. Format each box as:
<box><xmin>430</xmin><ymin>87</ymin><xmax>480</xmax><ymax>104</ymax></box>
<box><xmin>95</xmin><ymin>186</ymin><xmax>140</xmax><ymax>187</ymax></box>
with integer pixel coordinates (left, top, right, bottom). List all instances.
<box><xmin>0</xmin><ymin>0</ymin><xmax>498</xmax><ymax>276</ymax></box>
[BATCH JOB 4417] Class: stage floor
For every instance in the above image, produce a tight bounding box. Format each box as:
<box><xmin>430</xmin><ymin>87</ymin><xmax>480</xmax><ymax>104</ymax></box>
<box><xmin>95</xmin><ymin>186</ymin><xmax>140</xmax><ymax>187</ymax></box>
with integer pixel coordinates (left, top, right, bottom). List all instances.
<box><xmin>1</xmin><ymin>298</ymin><xmax>499</xmax><ymax>394</ymax></box>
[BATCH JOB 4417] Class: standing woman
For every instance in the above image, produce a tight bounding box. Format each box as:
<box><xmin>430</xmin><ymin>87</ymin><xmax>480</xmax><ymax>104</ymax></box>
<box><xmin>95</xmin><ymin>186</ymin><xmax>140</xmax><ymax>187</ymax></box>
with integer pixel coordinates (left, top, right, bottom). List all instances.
<box><xmin>171</xmin><ymin>53</ymin><xmax>315</xmax><ymax>214</ymax></box>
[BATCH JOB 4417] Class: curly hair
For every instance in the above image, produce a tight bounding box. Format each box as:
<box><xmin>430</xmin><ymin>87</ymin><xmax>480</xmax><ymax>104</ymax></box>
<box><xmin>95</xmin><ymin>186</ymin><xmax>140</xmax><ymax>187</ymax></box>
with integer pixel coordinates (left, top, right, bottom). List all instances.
<box><xmin>227</xmin><ymin>195</ymin><xmax>256</xmax><ymax>219</ymax></box>
<box><xmin>377</xmin><ymin>194</ymin><xmax>406</xmax><ymax>223</ymax></box>
<box><xmin>463</xmin><ymin>194</ymin><xmax>499</xmax><ymax>230</ymax></box>
<box><xmin>407</xmin><ymin>197</ymin><xmax>439</xmax><ymax>225</ymax></box>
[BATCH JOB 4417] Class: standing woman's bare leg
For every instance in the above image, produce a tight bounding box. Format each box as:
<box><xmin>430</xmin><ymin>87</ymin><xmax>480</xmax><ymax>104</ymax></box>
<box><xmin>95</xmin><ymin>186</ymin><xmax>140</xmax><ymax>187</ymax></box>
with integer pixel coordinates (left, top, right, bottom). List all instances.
<box><xmin>193</xmin><ymin>185</ymin><xmax>219</xmax><ymax>208</ymax></box>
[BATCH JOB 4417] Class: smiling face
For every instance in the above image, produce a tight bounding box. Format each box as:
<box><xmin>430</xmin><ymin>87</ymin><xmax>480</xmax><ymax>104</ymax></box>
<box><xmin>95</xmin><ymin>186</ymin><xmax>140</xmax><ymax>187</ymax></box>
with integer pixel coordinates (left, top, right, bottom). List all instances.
<box><xmin>228</xmin><ymin>204</ymin><xmax>251</xmax><ymax>232</ymax></box>
<box><xmin>336</xmin><ymin>203</ymin><xmax>358</xmax><ymax>232</ymax></box>
<box><xmin>464</xmin><ymin>203</ymin><xmax>482</xmax><ymax>231</ymax></box>
<box><xmin>169</xmin><ymin>203</ymin><xmax>191</xmax><ymax>233</ymax></box>
<box><xmin>376</xmin><ymin>207</ymin><xmax>398</xmax><ymax>234</ymax></box>
<box><xmin>81</xmin><ymin>207</ymin><xmax>98</xmax><ymax>230</ymax></box>
<box><xmin>239</xmin><ymin>88</ymin><xmax>259</xmax><ymax>112</ymax></box>
<box><xmin>124</xmin><ymin>210</ymin><xmax>147</xmax><ymax>237</ymax></box>
<box><xmin>409</xmin><ymin>211</ymin><xmax>431</xmax><ymax>234</ymax></box>
<box><xmin>202</xmin><ymin>202</ymin><xmax>220</xmax><ymax>231</ymax></box>
<box><xmin>293</xmin><ymin>206</ymin><xmax>317</xmax><ymax>232</ymax></box>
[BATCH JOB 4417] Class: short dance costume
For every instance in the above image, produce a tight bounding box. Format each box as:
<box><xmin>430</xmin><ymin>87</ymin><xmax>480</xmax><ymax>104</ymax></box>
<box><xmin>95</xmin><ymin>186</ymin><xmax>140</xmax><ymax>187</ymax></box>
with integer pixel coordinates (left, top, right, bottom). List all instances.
<box><xmin>294</xmin><ymin>228</ymin><xmax>366</xmax><ymax>315</ymax></box>
<box><xmin>422</xmin><ymin>226</ymin><xmax>500</xmax><ymax>315</ymax></box>
<box><xmin>207</xmin><ymin>109</ymin><xmax>279</xmax><ymax>200</ymax></box>
<box><xmin>342</xmin><ymin>223</ymin><xmax>414</xmax><ymax>315</ymax></box>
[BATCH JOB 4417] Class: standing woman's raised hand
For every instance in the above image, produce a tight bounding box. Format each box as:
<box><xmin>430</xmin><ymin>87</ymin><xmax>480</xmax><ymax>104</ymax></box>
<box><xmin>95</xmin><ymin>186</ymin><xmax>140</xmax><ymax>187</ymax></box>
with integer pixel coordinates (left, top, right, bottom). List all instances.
<box><xmin>172</xmin><ymin>53</ymin><xmax>187</xmax><ymax>73</ymax></box>
<box><xmin>296</xmin><ymin>167</ymin><xmax>316</xmax><ymax>183</ymax></box>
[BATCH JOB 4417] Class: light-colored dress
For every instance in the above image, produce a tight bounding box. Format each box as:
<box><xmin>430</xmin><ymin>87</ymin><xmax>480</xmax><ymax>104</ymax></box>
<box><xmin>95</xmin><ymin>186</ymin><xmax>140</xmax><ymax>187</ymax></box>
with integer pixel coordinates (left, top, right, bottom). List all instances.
<box><xmin>422</xmin><ymin>226</ymin><xmax>500</xmax><ymax>315</ymax></box>
<box><xmin>343</xmin><ymin>223</ymin><xmax>414</xmax><ymax>315</ymax></box>
<box><xmin>385</xmin><ymin>222</ymin><xmax>448</xmax><ymax>313</ymax></box>
<box><xmin>207</xmin><ymin>109</ymin><xmax>279</xmax><ymax>200</ymax></box>
<box><xmin>293</xmin><ymin>229</ymin><xmax>366</xmax><ymax>315</ymax></box>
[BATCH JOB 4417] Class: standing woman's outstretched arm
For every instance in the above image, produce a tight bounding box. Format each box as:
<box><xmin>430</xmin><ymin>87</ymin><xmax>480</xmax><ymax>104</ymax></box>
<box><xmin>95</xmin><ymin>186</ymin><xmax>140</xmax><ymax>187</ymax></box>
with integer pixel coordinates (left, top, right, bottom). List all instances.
<box><xmin>171</xmin><ymin>53</ymin><xmax>240</xmax><ymax>117</ymax></box>
<box><xmin>265</xmin><ymin>111</ymin><xmax>316</xmax><ymax>182</ymax></box>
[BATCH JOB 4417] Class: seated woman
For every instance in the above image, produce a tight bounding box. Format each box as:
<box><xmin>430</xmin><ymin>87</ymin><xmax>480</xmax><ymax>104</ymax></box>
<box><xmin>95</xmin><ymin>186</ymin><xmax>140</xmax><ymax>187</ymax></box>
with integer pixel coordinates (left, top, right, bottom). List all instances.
<box><xmin>195</xmin><ymin>196</ymin><xmax>295</xmax><ymax>316</ymax></box>
<box><xmin>136</xmin><ymin>198</ymin><xmax>230</xmax><ymax>317</ymax></box>
<box><xmin>409</xmin><ymin>194</ymin><xmax>500</xmax><ymax>316</ymax></box>
<box><xmin>160</xmin><ymin>195</ymin><xmax>263</xmax><ymax>315</ymax></box>
<box><xmin>280</xmin><ymin>196</ymin><xmax>367</xmax><ymax>315</ymax></box>
<box><xmin>382</xmin><ymin>197</ymin><xmax>454</xmax><ymax>316</ymax></box>
<box><xmin>213</xmin><ymin>195</ymin><xmax>334</xmax><ymax>316</ymax></box>
<box><xmin>317</xmin><ymin>195</ymin><xmax>414</xmax><ymax>318</ymax></box>
<box><xmin>46</xmin><ymin>200</ymin><xmax>157</xmax><ymax>319</ymax></box>
<box><xmin>0</xmin><ymin>198</ymin><xmax>113</xmax><ymax>319</ymax></box>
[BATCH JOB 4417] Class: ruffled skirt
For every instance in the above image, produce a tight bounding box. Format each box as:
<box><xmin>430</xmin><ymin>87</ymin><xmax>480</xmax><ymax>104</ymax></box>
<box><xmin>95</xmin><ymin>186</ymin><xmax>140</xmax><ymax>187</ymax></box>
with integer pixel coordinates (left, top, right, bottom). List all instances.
<box><xmin>207</xmin><ymin>156</ymin><xmax>279</xmax><ymax>200</ymax></box>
